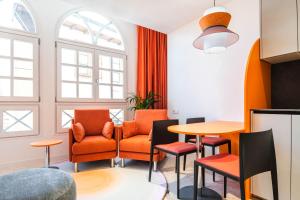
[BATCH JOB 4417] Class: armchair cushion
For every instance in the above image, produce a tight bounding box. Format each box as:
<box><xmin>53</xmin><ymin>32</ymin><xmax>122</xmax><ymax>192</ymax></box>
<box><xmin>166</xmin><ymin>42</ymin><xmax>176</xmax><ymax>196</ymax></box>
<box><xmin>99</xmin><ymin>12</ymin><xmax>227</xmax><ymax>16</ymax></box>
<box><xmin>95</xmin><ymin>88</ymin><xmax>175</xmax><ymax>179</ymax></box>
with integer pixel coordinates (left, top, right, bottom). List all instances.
<box><xmin>72</xmin><ymin>135</ymin><xmax>116</xmax><ymax>155</ymax></box>
<box><xmin>119</xmin><ymin>135</ymin><xmax>158</xmax><ymax>154</ymax></box>
<box><xmin>102</xmin><ymin>122</ymin><xmax>114</xmax><ymax>139</ymax></box>
<box><xmin>72</xmin><ymin>123</ymin><xmax>85</xmax><ymax>142</ymax></box>
<box><xmin>122</xmin><ymin>121</ymin><xmax>138</xmax><ymax>139</ymax></box>
<box><xmin>135</xmin><ymin>109</ymin><xmax>168</xmax><ymax>134</ymax></box>
<box><xmin>74</xmin><ymin>109</ymin><xmax>111</xmax><ymax>136</ymax></box>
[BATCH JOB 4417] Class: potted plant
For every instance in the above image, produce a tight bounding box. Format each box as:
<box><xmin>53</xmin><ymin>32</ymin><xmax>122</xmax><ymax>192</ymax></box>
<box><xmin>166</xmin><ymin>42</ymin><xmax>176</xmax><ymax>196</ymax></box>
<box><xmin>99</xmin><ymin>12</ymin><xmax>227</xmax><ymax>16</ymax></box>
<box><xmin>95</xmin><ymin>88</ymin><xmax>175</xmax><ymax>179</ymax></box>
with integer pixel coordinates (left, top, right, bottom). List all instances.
<box><xmin>126</xmin><ymin>91</ymin><xmax>160</xmax><ymax>111</ymax></box>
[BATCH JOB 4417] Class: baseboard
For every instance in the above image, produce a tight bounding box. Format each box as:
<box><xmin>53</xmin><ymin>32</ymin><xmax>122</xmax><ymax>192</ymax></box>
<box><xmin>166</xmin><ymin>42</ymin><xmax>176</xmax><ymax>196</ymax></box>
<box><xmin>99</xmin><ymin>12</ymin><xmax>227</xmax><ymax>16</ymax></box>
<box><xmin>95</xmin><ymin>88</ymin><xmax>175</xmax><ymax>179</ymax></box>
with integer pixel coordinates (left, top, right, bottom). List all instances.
<box><xmin>0</xmin><ymin>155</ymin><xmax>68</xmax><ymax>175</ymax></box>
<box><xmin>251</xmin><ymin>194</ymin><xmax>267</xmax><ymax>200</ymax></box>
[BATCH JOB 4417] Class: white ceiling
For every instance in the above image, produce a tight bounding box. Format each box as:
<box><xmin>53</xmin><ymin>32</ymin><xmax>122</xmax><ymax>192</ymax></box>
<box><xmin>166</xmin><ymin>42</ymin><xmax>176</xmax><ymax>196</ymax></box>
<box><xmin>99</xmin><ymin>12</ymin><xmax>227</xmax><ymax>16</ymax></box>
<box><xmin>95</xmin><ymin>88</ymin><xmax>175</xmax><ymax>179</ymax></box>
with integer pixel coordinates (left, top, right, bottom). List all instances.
<box><xmin>62</xmin><ymin>0</ymin><xmax>231</xmax><ymax>33</ymax></box>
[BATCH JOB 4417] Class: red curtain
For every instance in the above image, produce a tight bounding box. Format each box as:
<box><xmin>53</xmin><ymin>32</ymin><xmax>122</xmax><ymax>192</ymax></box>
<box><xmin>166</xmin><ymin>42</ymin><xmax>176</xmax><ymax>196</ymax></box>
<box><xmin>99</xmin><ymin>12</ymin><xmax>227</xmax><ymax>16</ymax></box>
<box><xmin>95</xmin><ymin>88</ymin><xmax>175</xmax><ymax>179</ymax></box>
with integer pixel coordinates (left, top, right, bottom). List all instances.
<box><xmin>136</xmin><ymin>26</ymin><xmax>168</xmax><ymax>109</ymax></box>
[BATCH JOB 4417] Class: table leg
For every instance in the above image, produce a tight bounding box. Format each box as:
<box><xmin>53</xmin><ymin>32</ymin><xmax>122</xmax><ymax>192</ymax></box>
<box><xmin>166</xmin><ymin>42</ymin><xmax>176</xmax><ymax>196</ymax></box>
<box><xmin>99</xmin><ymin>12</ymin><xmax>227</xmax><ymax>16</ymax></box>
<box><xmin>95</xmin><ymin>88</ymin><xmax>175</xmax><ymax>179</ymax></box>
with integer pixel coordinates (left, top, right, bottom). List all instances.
<box><xmin>45</xmin><ymin>146</ymin><xmax>50</xmax><ymax>168</ymax></box>
<box><xmin>196</xmin><ymin>135</ymin><xmax>201</xmax><ymax>158</ymax></box>
<box><xmin>177</xmin><ymin>135</ymin><xmax>222</xmax><ymax>199</ymax></box>
<box><xmin>45</xmin><ymin>146</ymin><xmax>59</xmax><ymax>169</ymax></box>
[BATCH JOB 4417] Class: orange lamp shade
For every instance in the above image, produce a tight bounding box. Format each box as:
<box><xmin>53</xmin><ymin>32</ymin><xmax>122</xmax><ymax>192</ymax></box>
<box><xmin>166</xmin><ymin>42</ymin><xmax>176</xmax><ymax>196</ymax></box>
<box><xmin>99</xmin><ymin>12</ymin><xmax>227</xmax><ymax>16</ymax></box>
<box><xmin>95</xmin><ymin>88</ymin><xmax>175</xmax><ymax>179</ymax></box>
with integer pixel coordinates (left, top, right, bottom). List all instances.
<box><xmin>199</xmin><ymin>12</ymin><xmax>231</xmax><ymax>30</ymax></box>
<box><xmin>193</xmin><ymin>6</ymin><xmax>239</xmax><ymax>53</ymax></box>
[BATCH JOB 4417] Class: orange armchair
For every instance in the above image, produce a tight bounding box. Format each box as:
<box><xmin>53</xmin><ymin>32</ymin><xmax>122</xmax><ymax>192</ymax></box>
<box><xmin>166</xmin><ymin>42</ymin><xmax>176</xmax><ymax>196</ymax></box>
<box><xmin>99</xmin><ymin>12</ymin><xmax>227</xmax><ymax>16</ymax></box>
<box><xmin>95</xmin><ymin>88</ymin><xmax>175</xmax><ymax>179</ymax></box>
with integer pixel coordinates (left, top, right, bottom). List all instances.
<box><xmin>69</xmin><ymin>109</ymin><xmax>117</xmax><ymax>172</ymax></box>
<box><xmin>118</xmin><ymin>109</ymin><xmax>168</xmax><ymax>168</ymax></box>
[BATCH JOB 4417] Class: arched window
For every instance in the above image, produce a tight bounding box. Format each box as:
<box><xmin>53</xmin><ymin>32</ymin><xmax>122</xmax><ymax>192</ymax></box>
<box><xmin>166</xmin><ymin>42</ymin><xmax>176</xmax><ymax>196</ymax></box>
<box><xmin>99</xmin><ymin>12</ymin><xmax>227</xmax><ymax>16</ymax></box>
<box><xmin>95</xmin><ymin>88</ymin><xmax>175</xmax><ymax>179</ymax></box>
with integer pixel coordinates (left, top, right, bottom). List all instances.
<box><xmin>56</xmin><ymin>11</ymin><xmax>127</xmax><ymax>130</ymax></box>
<box><xmin>59</xmin><ymin>11</ymin><xmax>124</xmax><ymax>51</ymax></box>
<box><xmin>0</xmin><ymin>0</ymin><xmax>39</xmax><ymax>138</ymax></box>
<box><xmin>0</xmin><ymin>0</ymin><xmax>36</xmax><ymax>33</ymax></box>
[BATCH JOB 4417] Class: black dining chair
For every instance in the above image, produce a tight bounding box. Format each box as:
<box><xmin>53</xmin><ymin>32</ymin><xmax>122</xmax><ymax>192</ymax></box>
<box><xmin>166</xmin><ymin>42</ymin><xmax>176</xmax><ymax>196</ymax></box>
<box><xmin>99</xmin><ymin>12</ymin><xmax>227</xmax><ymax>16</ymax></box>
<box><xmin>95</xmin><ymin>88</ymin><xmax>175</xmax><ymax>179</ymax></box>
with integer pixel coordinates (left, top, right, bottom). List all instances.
<box><xmin>183</xmin><ymin>117</ymin><xmax>231</xmax><ymax>182</ymax></box>
<box><xmin>148</xmin><ymin>119</ymin><xmax>198</xmax><ymax>199</ymax></box>
<box><xmin>193</xmin><ymin>129</ymin><xmax>278</xmax><ymax>200</ymax></box>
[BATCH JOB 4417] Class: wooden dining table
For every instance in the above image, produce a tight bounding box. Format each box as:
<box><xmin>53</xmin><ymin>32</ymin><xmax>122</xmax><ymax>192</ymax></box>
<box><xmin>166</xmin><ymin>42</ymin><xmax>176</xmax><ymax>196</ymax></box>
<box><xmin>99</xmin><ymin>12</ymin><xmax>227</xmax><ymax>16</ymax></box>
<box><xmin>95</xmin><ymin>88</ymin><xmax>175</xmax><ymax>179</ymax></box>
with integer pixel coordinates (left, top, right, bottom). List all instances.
<box><xmin>168</xmin><ymin>121</ymin><xmax>244</xmax><ymax>200</ymax></box>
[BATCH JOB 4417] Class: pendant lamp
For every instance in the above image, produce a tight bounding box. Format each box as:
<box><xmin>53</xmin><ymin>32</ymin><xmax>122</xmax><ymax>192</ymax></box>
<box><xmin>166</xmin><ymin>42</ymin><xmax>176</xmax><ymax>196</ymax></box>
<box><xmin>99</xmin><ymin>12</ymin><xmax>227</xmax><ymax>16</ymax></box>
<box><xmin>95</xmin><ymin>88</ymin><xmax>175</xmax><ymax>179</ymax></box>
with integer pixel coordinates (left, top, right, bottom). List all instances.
<box><xmin>193</xmin><ymin>0</ymin><xmax>239</xmax><ymax>53</ymax></box>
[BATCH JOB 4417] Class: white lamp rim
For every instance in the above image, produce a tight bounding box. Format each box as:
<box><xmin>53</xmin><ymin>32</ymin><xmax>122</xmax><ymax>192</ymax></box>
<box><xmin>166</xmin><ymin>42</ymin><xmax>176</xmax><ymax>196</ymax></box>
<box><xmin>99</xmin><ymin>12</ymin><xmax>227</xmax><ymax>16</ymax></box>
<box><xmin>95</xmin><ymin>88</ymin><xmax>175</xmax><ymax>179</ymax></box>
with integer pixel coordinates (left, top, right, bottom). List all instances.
<box><xmin>193</xmin><ymin>26</ymin><xmax>239</xmax><ymax>50</ymax></box>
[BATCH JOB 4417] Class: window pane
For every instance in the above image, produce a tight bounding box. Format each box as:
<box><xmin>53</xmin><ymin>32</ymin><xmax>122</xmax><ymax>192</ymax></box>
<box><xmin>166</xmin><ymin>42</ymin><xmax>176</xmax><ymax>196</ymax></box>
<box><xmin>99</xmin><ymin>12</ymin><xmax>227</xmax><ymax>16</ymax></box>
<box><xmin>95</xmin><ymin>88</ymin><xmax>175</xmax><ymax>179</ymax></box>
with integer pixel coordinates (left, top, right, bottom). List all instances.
<box><xmin>61</xmin><ymin>48</ymin><xmax>76</xmax><ymax>65</ymax></box>
<box><xmin>79</xmin><ymin>51</ymin><xmax>92</xmax><ymax>67</ymax></box>
<box><xmin>79</xmin><ymin>84</ymin><xmax>92</xmax><ymax>98</ymax></box>
<box><xmin>99</xmin><ymin>55</ymin><xmax>111</xmax><ymax>69</ymax></box>
<box><xmin>61</xmin><ymin>110</ymin><xmax>74</xmax><ymax>128</ymax></box>
<box><xmin>113</xmin><ymin>86</ymin><xmax>123</xmax><ymax>99</ymax></box>
<box><xmin>13</xmin><ymin>40</ymin><xmax>33</xmax><ymax>59</ymax></box>
<box><xmin>0</xmin><ymin>78</ymin><xmax>10</xmax><ymax>96</ymax></box>
<box><xmin>58</xmin><ymin>11</ymin><xmax>124</xmax><ymax>50</ymax></box>
<box><xmin>99</xmin><ymin>70</ymin><xmax>111</xmax><ymax>84</ymax></box>
<box><xmin>99</xmin><ymin>85</ymin><xmax>111</xmax><ymax>99</ymax></box>
<box><xmin>112</xmin><ymin>57</ymin><xmax>124</xmax><ymax>71</ymax></box>
<box><xmin>3</xmin><ymin>110</ymin><xmax>33</xmax><ymax>132</ymax></box>
<box><xmin>0</xmin><ymin>38</ymin><xmax>10</xmax><ymax>56</ymax></box>
<box><xmin>62</xmin><ymin>82</ymin><xmax>76</xmax><ymax>98</ymax></box>
<box><xmin>14</xmin><ymin>79</ymin><xmax>33</xmax><ymax>97</ymax></box>
<box><xmin>13</xmin><ymin>60</ymin><xmax>32</xmax><ymax>78</ymax></box>
<box><xmin>109</xmin><ymin>109</ymin><xmax>124</xmax><ymax>124</ymax></box>
<box><xmin>79</xmin><ymin>67</ymin><xmax>92</xmax><ymax>82</ymax></box>
<box><xmin>0</xmin><ymin>58</ymin><xmax>10</xmax><ymax>76</ymax></box>
<box><xmin>62</xmin><ymin>65</ymin><xmax>77</xmax><ymax>81</ymax></box>
<box><xmin>0</xmin><ymin>0</ymin><xmax>36</xmax><ymax>33</ymax></box>
<box><xmin>112</xmin><ymin>71</ymin><xmax>123</xmax><ymax>85</ymax></box>
<box><xmin>59</xmin><ymin>14</ymin><xmax>93</xmax><ymax>44</ymax></box>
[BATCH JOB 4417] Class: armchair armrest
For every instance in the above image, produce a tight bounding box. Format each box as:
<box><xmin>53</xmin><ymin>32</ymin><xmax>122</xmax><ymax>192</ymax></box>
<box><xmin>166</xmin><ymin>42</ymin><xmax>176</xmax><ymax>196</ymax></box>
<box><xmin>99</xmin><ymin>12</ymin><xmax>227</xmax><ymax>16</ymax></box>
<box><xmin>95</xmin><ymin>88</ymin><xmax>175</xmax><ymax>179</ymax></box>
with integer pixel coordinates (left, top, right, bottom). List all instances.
<box><xmin>68</xmin><ymin>128</ymin><xmax>75</xmax><ymax>162</ymax></box>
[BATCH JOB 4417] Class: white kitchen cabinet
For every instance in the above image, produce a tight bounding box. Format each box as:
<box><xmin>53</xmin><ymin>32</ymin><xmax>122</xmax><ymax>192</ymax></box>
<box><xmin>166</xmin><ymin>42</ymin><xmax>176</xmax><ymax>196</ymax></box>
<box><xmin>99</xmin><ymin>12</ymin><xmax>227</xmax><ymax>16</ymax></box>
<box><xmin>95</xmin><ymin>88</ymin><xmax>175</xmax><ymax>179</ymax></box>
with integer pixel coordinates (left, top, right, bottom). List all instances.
<box><xmin>261</xmin><ymin>0</ymin><xmax>300</xmax><ymax>63</ymax></box>
<box><xmin>251</xmin><ymin>113</ymin><xmax>291</xmax><ymax>200</ymax></box>
<box><xmin>291</xmin><ymin>115</ymin><xmax>300</xmax><ymax>200</ymax></box>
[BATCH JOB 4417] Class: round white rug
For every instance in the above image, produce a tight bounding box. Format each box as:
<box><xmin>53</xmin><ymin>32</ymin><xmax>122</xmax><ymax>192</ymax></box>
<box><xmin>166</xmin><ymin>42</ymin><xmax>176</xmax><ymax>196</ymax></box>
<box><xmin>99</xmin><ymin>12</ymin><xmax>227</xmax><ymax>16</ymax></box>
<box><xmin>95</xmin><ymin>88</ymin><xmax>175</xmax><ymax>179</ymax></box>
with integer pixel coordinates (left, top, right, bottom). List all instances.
<box><xmin>56</xmin><ymin>160</ymin><xmax>167</xmax><ymax>200</ymax></box>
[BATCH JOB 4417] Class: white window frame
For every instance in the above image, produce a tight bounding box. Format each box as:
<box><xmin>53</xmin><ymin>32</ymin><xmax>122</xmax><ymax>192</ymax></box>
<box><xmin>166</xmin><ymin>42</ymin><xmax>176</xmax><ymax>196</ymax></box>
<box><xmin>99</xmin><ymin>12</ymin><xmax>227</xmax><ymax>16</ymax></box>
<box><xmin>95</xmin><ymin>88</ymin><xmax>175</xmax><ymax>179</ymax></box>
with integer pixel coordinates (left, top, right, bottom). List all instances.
<box><xmin>56</xmin><ymin>103</ymin><xmax>127</xmax><ymax>133</ymax></box>
<box><xmin>0</xmin><ymin>31</ymin><xmax>39</xmax><ymax>102</ymax></box>
<box><xmin>0</xmin><ymin>104</ymin><xmax>39</xmax><ymax>138</ymax></box>
<box><xmin>96</xmin><ymin>50</ymin><xmax>127</xmax><ymax>102</ymax></box>
<box><xmin>56</xmin><ymin>41</ymin><xmax>127</xmax><ymax>103</ymax></box>
<box><xmin>56</xmin><ymin>42</ymin><xmax>95</xmax><ymax>102</ymax></box>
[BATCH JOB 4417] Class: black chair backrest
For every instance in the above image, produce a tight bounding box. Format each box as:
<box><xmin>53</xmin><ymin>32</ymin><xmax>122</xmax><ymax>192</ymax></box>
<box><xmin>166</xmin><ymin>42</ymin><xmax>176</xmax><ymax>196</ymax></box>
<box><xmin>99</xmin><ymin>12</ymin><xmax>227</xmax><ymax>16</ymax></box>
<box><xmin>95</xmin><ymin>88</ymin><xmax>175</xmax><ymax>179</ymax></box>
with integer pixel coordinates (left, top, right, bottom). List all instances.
<box><xmin>151</xmin><ymin>119</ymin><xmax>179</xmax><ymax>147</ymax></box>
<box><xmin>239</xmin><ymin>129</ymin><xmax>277</xmax><ymax>180</ymax></box>
<box><xmin>185</xmin><ymin>117</ymin><xmax>205</xmax><ymax>141</ymax></box>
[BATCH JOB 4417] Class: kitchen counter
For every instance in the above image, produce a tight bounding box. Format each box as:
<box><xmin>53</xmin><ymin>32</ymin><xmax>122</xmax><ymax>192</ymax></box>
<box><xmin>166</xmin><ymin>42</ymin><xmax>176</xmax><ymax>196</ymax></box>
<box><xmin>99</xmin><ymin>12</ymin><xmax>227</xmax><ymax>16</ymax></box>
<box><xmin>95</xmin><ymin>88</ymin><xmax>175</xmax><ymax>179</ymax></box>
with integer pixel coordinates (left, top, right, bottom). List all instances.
<box><xmin>252</xmin><ymin>109</ymin><xmax>300</xmax><ymax>115</ymax></box>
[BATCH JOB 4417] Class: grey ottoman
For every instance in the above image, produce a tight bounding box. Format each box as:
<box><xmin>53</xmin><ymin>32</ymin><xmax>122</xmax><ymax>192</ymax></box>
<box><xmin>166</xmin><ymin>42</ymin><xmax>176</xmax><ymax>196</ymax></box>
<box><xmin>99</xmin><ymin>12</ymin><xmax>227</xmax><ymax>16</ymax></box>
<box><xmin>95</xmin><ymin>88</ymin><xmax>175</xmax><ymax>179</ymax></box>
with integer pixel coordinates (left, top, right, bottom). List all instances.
<box><xmin>0</xmin><ymin>168</ymin><xmax>76</xmax><ymax>200</ymax></box>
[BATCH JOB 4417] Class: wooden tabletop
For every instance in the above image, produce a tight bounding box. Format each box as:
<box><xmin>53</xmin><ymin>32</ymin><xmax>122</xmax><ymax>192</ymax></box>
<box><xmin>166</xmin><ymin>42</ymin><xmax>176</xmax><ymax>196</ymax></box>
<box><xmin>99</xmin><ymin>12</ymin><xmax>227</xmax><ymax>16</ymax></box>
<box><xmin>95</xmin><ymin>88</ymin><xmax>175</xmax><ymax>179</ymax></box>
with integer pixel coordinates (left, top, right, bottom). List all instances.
<box><xmin>30</xmin><ymin>139</ymin><xmax>63</xmax><ymax>147</ymax></box>
<box><xmin>168</xmin><ymin>121</ymin><xmax>244</xmax><ymax>136</ymax></box>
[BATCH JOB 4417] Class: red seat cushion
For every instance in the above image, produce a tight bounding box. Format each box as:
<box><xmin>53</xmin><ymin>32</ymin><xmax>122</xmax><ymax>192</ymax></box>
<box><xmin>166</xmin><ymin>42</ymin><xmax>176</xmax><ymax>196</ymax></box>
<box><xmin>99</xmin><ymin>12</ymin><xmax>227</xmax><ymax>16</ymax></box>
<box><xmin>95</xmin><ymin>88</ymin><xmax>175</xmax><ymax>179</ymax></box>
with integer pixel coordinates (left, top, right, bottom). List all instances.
<box><xmin>119</xmin><ymin>135</ymin><xmax>158</xmax><ymax>154</ymax></box>
<box><xmin>196</xmin><ymin>153</ymin><xmax>240</xmax><ymax>179</ymax></box>
<box><xmin>155</xmin><ymin>142</ymin><xmax>197</xmax><ymax>154</ymax></box>
<box><xmin>72</xmin><ymin>136</ymin><xmax>116</xmax><ymax>155</ymax></box>
<box><xmin>189</xmin><ymin>137</ymin><xmax>230</xmax><ymax>146</ymax></box>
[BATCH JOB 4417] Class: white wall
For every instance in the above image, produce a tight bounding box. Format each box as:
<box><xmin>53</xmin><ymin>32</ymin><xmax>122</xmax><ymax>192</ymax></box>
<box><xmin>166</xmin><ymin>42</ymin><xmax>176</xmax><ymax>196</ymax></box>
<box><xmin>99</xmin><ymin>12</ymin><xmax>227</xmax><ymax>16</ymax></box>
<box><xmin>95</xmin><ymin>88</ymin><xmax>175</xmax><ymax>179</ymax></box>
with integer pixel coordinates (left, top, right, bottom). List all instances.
<box><xmin>0</xmin><ymin>0</ymin><xmax>137</xmax><ymax>172</ymax></box>
<box><xmin>168</xmin><ymin>0</ymin><xmax>260</xmax><ymax>123</ymax></box>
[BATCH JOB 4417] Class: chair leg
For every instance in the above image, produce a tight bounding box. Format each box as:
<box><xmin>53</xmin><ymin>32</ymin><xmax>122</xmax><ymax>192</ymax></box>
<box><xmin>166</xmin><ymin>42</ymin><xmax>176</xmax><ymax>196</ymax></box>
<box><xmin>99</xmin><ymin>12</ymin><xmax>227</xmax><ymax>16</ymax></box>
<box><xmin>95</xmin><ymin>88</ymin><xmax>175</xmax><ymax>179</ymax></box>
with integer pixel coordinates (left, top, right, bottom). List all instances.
<box><xmin>201</xmin><ymin>166</ymin><xmax>205</xmax><ymax>187</ymax></box>
<box><xmin>201</xmin><ymin>146</ymin><xmax>205</xmax><ymax>158</ymax></box>
<box><xmin>74</xmin><ymin>162</ymin><xmax>78</xmax><ymax>173</ymax></box>
<box><xmin>193</xmin><ymin>162</ymin><xmax>199</xmax><ymax>200</ymax></box>
<box><xmin>175</xmin><ymin>158</ymin><xmax>178</xmax><ymax>173</ymax></box>
<box><xmin>212</xmin><ymin>147</ymin><xmax>216</xmax><ymax>182</ymax></box>
<box><xmin>153</xmin><ymin>161</ymin><xmax>158</xmax><ymax>172</ymax></box>
<box><xmin>176</xmin><ymin>156</ymin><xmax>180</xmax><ymax>199</ymax></box>
<box><xmin>148</xmin><ymin>153</ymin><xmax>154</xmax><ymax>182</ymax></box>
<box><xmin>240</xmin><ymin>179</ymin><xmax>246</xmax><ymax>200</ymax></box>
<box><xmin>183</xmin><ymin>155</ymin><xmax>187</xmax><ymax>171</ymax></box>
<box><xmin>110</xmin><ymin>158</ymin><xmax>115</xmax><ymax>168</ymax></box>
<box><xmin>121</xmin><ymin>158</ymin><xmax>125</xmax><ymax>168</ymax></box>
<box><xmin>228</xmin><ymin>141</ymin><xmax>232</xmax><ymax>154</ymax></box>
<box><xmin>271</xmin><ymin>169</ymin><xmax>279</xmax><ymax>200</ymax></box>
<box><xmin>224</xmin><ymin>176</ymin><xmax>227</xmax><ymax>198</ymax></box>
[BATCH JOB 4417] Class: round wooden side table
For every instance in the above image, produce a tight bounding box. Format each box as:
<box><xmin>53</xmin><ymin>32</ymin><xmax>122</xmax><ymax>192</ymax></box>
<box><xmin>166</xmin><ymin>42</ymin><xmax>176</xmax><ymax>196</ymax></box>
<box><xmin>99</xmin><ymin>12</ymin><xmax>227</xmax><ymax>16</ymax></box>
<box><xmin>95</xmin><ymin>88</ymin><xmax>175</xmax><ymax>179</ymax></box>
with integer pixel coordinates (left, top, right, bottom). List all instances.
<box><xmin>30</xmin><ymin>139</ymin><xmax>63</xmax><ymax>169</ymax></box>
